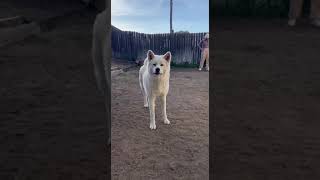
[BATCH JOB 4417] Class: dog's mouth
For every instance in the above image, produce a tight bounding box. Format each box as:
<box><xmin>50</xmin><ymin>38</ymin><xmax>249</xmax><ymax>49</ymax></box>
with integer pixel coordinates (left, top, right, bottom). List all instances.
<box><xmin>153</xmin><ymin>72</ymin><xmax>161</xmax><ymax>75</ymax></box>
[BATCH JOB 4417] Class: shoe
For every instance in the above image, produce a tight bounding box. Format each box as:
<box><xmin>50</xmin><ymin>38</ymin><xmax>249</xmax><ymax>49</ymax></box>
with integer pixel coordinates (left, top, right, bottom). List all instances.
<box><xmin>198</xmin><ymin>68</ymin><xmax>202</xmax><ymax>71</ymax></box>
<box><xmin>288</xmin><ymin>19</ymin><xmax>296</xmax><ymax>26</ymax></box>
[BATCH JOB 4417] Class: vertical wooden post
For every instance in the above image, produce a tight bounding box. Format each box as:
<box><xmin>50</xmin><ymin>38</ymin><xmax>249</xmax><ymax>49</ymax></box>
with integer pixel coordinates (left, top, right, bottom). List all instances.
<box><xmin>170</xmin><ymin>0</ymin><xmax>173</xmax><ymax>34</ymax></box>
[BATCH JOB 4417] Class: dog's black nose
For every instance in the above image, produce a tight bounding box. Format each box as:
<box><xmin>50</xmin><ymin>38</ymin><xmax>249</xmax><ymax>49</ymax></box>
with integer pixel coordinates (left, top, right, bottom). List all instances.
<box><xmin>155</xmin><ymin>68</ymin><xmax>160</xmax><ymax>73</ymax></box>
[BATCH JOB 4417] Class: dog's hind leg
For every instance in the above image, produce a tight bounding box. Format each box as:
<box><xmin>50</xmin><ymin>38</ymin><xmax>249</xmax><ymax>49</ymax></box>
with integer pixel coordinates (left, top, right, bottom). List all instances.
<box><xmin>161</xmin><ymin>95</ymin><xmax>170</xmax><ymax>124</ymax></box>
<box><xmin>139</xmin><ymin>72</ymin><xmax>148</xmax><ymax>107</ymax></box>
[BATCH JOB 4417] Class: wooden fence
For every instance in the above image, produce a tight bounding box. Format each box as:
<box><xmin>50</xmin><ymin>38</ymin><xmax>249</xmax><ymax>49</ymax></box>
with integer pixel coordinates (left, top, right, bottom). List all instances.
<box><xmin>111</xmin><ymin>30</ymin><xmax>207</xmax><ymax>65</ymax></box>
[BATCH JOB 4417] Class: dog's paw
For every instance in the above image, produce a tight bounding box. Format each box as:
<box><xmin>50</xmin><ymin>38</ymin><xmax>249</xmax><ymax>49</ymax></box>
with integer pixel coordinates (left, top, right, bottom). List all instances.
<box><xmin>164</xmin><ymin>119</ymin><xmax>170</xmax><ymax>125</ymax></box>
<box><xmin>144</xmin><ymin>103</ymin><xmax>149</xmax><ymax>108</ymax></box>
<box><xmin>150</xmin><ymin>123</ymin><xmax>156</xmax><ymax>130</ymax></box>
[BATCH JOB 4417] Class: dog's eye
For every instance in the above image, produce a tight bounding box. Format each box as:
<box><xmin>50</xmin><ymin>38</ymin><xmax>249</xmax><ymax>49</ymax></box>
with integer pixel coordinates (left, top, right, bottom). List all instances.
<box><xmin>153</xmin><ymin>64</ymin><xmax>156</xmax><ymax>66</ymax></box>
<box><xmin>160</xmin><ymin>64</ymin><xmax>164</xmax><ymax>66</ymax></box>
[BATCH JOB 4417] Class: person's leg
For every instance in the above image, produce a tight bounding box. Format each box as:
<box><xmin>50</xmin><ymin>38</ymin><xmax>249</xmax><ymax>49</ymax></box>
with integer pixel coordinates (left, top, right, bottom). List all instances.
<box><xmin>288</xmin><ymin>0</ymin><xmax>304</xmax><ymax>26</ymax></box>
<box><xmin>204</xmin><ymin>48</ymin><xmax>209</xmax><ymax>71</ymax></box>
<box><xmin>310</xmin><ymin>0</ymin><xmax>320</xmax><ymax>27</ymax></box>
<box><xmin>199</xmin><ymin>50</ymin><xmax>206</xmax><ymax>71</ymax></box>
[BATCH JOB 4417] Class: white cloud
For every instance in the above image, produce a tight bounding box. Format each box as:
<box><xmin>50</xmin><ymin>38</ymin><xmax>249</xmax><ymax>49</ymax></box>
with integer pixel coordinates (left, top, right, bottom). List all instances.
<box><xmin>111</xmin><ymin>21</ymin><xmax>146</xmax><ymax>32</ymax></box>
<box><xmin>111</xmin><ymin>0</ymin><xmax>165</xmax><ymax>17</ymax></box>
<box><xmin>111</xmin><ymin>18</ymin><xmax>168</xmax><ymax>34</ymax></box>
<box><xmin>111</xmin><ymin>0</ymin><xmax>140</xmax><ymax>16</ymax></box>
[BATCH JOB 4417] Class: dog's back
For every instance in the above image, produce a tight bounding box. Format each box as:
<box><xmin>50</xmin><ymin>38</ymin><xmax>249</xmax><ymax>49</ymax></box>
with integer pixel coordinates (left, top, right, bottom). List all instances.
<box><xmin>139</xmin><ymin>57</ymin><xmax>148</xmax><ymax>95</ymax></box>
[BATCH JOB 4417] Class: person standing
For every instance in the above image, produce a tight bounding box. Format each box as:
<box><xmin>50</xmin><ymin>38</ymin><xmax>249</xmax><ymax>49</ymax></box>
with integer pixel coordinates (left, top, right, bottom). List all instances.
<box><xmin>198</xmin><ymin>33</ymin><xmax>209</xmax><ymax>71</ymax></box>
<box><xmin>288</xmin><ymin>0</ymin><xmax>320</xmax><ymax>27</ymax></box>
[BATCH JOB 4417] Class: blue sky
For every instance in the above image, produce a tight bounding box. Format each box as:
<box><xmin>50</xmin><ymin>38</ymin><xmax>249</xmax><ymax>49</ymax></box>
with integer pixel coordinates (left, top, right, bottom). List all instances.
<box><xmin>111</xmin><ymin>0</ymin><xmax>209</xmax><ymax>34</ymax></box>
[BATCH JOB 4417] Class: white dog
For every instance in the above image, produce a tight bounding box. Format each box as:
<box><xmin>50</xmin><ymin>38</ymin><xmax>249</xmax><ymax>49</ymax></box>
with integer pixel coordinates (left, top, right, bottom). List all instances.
<box><xmin>139</xmin><ymin>50</ymin><xmax>172</xmax><ymax>130</ymax></box>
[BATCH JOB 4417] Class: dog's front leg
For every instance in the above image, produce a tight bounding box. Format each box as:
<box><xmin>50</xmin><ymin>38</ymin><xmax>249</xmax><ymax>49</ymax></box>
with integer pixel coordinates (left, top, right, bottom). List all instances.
<box><xmin>161</xmin><ymin>95</ymin><xmax>170</xmax><ymax>124</ymax></box>
<box><xmin>149</xmin><ymin>96</ymin><xmax>156</xmax><ymax>129</ymax></box>
<box><xmin>144</xmin><ymin>95</ymin><xmax>148</xmax><ymax>108</ymax></box>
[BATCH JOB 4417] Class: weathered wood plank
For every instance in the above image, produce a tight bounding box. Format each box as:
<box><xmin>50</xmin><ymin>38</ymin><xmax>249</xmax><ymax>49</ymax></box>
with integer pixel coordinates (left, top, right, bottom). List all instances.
<box><xmin>111</xmin><ymin>29</ymin><xmax>208</xmax><ymax>65</ymax></box>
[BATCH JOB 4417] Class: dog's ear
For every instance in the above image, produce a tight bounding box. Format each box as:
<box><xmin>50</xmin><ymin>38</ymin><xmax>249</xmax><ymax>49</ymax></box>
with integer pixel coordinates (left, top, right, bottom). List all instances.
<box><xmin>163</xmin><ymin>51</ymin><xmax>171</xmax><ymax>62</ymax></box>
<box><xmin>147</xmin><ymin>50</ymin><xmax>155</xmax><ymax>60</ymax></box>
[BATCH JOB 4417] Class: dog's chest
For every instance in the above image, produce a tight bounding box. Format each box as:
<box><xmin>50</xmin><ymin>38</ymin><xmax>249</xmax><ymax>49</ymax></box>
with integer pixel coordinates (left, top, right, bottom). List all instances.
<box><xmin>150</xmin><ymin>77</ymin><xmax>169</xmax><ymax>95</ymax></box>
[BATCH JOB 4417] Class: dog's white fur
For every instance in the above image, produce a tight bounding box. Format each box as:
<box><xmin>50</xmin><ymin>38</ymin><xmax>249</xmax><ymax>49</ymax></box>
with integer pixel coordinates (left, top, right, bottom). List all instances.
<box><xmin>139</xmin><ymin>50</ymin><xmax>172</xmax><ymax>130</ymax></box>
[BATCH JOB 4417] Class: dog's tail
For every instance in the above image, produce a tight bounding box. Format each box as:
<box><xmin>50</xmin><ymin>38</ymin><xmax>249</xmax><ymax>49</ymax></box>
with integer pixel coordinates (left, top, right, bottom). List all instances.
<box><xmin>139</xmin><ymin>57</ymin><xmax>149</xmax><ymax>96</ymax></box>
<box><xmin>139</xmin><ymin>68</ymin><xmax>145</xmax><ymax>96</ymax></box>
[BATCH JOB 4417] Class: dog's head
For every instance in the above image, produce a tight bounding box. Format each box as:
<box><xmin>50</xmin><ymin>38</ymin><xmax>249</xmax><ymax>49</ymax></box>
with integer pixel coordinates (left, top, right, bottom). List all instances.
<box><xmin>147</xmin><ymin>50</ymin><xmax>171</xmax><ymax>76</ymax></box>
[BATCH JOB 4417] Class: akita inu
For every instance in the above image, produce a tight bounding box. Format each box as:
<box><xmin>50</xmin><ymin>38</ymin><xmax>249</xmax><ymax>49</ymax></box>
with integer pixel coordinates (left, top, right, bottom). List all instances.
<box><xmin>139</xmin><ymin>50</ymin><xmax>172</xmax><ymax>130</ymax></box>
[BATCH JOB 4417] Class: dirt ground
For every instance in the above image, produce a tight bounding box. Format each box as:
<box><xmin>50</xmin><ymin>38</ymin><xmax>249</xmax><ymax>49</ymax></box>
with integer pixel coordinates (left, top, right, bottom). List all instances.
<box><xmin>111</xmin><ymin>68</ymin><xmax>209</xmax><ymax>179</ymax></box>
<box><xmin>0</xmin><ymin>10</ymin><xmax>108</xmax><ymax>180</ymax></box>
<box><xmin>213</xmin><ymin>18</ymin><xmax>320</xmax><ymax>179</ymax></box>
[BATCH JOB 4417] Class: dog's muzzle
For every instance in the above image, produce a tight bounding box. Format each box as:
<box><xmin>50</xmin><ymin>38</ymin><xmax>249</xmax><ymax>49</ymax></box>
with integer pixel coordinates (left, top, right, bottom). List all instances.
<box><xmin>154</xmin><ymin>68</ymin><xmax>161</xmax><ymax>75</ymax></box>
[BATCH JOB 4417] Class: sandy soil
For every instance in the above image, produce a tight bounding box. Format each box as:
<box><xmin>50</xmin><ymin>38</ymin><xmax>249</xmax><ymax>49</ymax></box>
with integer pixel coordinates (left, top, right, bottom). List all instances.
<box><xmin>0</xmin><ymin>10</ymin><xmax>108</xmax><ymax>180</ymax></box>
<box><xmin>213</xmin><ymin>18</ymin><xmax>320</xmax><ymax>179</ymax></box>
<box><xmin>111</xmin><ymin>68</ymin><xmax>209</xmax><ymax>179</ymax></box>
